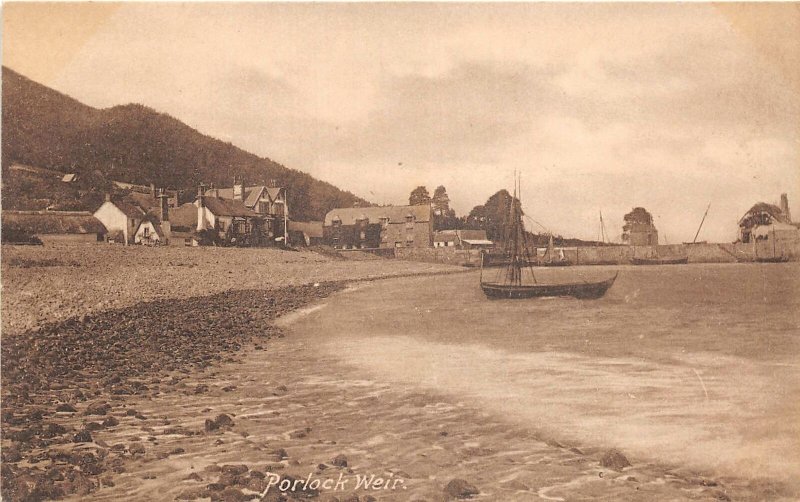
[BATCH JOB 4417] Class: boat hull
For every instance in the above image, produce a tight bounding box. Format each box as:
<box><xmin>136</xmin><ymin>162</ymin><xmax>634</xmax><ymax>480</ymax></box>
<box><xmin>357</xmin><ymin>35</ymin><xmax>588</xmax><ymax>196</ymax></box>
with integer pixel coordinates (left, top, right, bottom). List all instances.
<box><xmin>481</xmin><ymin>274</ymin><xmax>617</xmax><ymax>300</ymax></box>
<box><xmin>754</xmin><ymin>256</ymin><xmax>790</xmax><ymax>263</ymax></box>
<box><xmin>631</xmin><ymin>257</ymin><xmax>688</xmax><ymax>265</ymax></box>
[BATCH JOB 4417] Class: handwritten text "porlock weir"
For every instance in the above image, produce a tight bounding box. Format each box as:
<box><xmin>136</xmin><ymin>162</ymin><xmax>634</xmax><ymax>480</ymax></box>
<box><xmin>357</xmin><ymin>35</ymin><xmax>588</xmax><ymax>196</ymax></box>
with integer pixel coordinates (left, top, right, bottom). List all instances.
<box><xmin>261</xmin><ymin>472</ymin><xmax>407</xmax><ymax>495</ymax></box>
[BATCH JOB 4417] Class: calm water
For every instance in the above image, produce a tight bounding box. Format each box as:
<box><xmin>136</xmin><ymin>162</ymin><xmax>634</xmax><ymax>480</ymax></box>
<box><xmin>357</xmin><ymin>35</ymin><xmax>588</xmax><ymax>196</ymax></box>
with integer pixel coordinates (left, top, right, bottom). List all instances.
<box><xmin>289</xmin><ymin>263</ymin><xmax>800</xmax><ymax>489</ymax></box>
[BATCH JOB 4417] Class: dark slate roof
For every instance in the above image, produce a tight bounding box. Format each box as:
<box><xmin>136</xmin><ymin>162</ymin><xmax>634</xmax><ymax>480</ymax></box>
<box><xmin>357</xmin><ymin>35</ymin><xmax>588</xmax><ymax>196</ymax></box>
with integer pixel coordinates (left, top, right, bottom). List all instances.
<box><xmin>170</xmin><ymin>203</ymin><xmax>198</xmax><ymax>229</ymax></box>
<box><xmin>324</xmin><ymin>204</ymin><xmax>431</xmax><ymax>226</ymax></box>
<box><xmin>202</xmin><ymin>197</ymin><xmax>260</xmax><ymax>218</ymax></box>
<box><xmin>2</xmin><ymin>211</ymin><xmax>107</xmax><ymax>235</ymax></box>
<box><xmin>205</xmin><ymin>186</ymin><xmax>286</xmax><ymax>208</ymax></box>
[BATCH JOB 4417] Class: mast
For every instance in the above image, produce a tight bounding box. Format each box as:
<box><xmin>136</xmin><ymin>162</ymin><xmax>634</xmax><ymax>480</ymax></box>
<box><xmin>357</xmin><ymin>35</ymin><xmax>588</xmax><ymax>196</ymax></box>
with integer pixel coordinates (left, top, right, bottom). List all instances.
<box><xmin>692</xmin><ymin>203</ymin><xmax>711</xmax><ymax>244</ymax></box>
<box><xmin>599</xmin><ymin>210</ymin><xmax>607</xmax><ymax>244</ymax></box>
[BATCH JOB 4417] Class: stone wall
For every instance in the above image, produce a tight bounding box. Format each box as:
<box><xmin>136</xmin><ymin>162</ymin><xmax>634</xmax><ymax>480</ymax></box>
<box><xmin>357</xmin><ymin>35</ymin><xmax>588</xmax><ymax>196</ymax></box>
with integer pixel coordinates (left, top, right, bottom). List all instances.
<box><xmin>393</xmin><ymin>240</ymin><xmax>800</xmax><ymax>266</ymax></box>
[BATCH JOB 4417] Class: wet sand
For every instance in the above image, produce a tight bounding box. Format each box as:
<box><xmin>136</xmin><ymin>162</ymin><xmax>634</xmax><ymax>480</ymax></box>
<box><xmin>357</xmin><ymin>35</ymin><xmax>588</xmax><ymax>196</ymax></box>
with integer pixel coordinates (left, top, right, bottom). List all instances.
<box><xmin>3</xmin><ymin>248</ymin><xmax>797</xmax><ymax>501</ymax></box>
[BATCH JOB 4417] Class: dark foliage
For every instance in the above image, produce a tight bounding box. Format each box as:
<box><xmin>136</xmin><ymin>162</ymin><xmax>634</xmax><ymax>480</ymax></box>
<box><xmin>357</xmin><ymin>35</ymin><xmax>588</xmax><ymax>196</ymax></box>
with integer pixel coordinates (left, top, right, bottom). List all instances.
<box><xmin>408</xmin><ymin>186</ymin><xmax>431</xmax><ymax>206</ymax></box>
<box><xmin>1</xmin><ymin>67</ymin><xmax>369</xmax><ymax>220</ymax></box>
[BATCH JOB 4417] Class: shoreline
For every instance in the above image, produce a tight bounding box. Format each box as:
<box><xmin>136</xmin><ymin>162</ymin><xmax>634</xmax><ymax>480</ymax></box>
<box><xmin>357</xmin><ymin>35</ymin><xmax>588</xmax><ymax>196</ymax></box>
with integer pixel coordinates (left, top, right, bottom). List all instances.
<box><xmin>0</xmin><ymin>257</ymin><xmax>470</xmax><ymax>502</ymax></box>
<box><xmin>1</xmin><ymin>249</ymin><xmax>795</xmax><ymax>501</ymax></box>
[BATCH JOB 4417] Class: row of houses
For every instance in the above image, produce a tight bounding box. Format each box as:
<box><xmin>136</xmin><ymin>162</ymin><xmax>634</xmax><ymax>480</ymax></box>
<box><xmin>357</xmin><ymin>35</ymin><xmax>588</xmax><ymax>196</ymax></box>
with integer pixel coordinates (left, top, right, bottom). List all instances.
<box><xmin>18</xmin><ymin>174</ymin><xmax>793</xmax><ymax>250</ymax></box>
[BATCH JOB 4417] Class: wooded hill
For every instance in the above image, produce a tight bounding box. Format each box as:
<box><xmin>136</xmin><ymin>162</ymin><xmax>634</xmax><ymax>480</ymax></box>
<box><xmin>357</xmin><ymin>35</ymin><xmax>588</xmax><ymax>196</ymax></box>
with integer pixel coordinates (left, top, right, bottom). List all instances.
<box><xmin>1</xmin><ymin>67</ymin><xmax>369</xmax><ymax>220</ymax></box>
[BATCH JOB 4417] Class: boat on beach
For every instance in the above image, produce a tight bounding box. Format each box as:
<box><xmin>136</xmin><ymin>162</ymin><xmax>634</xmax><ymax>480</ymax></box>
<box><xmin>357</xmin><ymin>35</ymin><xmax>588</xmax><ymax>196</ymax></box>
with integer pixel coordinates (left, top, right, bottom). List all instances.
<box><xmin>631</xmin><ymin>256</ymin><xmax>689</xmax><ymax>265</ymax></box>
<box><xmin>479</xmin><ymin>173</ymin><xmax>617</xmax><ymax>299</ymax></box>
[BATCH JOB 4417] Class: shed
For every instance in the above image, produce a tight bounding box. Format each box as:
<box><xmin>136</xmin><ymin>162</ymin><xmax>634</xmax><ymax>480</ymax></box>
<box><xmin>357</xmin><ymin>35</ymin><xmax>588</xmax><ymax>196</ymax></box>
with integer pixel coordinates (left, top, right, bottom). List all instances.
<box><xmin>2</xmin><ymin>211</ymin><xmax>106</xmax><ymax>244</ymax></box>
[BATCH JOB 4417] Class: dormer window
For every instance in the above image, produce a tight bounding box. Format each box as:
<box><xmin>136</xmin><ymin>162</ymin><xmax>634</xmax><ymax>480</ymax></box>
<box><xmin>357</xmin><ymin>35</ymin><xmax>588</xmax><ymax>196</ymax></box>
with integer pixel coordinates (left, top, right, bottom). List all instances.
<box><xmin>405</xmin><ymin>214</ymin><xmax>415</xmax><ymax>228</ymax></box>
<box><xmin>332</xmin><ymin>216</ymin><xmax>341</xmax><ymax>227</ymax></box>
<box><xmin>379</xmin><ymin>217</ymin><xmax>389</xmax><ymax>227</ymax></box>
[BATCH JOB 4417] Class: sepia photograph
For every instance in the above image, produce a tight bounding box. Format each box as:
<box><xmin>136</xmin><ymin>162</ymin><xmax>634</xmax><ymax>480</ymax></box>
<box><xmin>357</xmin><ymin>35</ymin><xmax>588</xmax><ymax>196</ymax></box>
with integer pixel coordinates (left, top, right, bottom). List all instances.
<box><xmin>1</xmin><ymin>2</ymin><xmax>798</xmax><ymax>501</ymax></box>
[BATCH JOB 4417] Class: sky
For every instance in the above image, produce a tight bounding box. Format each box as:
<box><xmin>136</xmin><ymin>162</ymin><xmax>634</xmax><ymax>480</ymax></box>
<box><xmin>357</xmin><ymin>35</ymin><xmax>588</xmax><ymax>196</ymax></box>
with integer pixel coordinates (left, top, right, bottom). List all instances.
<box><xmin>3</xmin><ymin>2</ymin><xmax>799</xmax><ymax>242</ymax></box>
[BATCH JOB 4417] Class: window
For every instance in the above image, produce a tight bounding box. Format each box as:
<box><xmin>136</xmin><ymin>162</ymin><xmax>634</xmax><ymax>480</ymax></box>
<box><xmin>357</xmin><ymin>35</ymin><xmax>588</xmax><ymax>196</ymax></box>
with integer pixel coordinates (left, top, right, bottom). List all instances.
<box><xmin>360</xmin><ymin>231</ymin><xmax>366</xmax><ymax>240</ymax></box>
<box><xmin>332</xmin><ymin>218</ymin><xmax>341</xmax><ymax>227</ymax></box>
<box><xmin>380</xmin><ymin>217</ymin><xmax>389</xmax><ymax>227</ymax></box>
<box><xmin>219</xmin><ymin>221</ymin><xmax>226</xmax><ymax>231</ymax></box>
<box><xmin>405</xmin><ymin>215</ymin><xmax>414</xmax><ymax>229</ymax></box>
<box><xmin>143</xmin><ymin>226</ymin><xmax>150</xmax><ymax>237</ymax></box>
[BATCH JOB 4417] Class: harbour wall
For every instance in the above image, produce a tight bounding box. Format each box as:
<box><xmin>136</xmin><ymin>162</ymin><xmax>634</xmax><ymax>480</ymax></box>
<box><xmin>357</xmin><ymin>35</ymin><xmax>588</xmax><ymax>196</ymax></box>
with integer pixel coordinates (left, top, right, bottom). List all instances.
<box><xmin>393</xmin><ymin>240</ymin><xmax>800</xmax><ymax>266</ymax></box>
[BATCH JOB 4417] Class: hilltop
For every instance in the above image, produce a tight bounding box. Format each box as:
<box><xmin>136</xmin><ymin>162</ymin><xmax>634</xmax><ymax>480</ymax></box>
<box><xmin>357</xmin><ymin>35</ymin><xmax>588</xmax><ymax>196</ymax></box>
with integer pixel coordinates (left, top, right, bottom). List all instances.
<box><xmin>1</xmin><ymin>67</ymin><xmax>369</xmax><ymax>220</ymax></box>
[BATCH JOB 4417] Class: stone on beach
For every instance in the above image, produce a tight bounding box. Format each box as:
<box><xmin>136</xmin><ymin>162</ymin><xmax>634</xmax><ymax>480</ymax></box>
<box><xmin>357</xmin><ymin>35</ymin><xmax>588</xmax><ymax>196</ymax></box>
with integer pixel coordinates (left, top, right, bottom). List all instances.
<box><xmin>600</xmin><ymin>449</ymin><xmax>631</xmax><ymax>471</ymax></box>
<box><xmin>444</xmin><ymin>478</ymin><xmax>479</xmax><ymax>499</ymax></box>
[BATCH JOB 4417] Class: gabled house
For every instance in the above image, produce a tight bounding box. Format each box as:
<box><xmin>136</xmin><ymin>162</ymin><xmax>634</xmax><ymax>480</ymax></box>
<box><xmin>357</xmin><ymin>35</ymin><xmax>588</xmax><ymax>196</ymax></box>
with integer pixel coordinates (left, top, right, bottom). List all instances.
<box><xmin>738</xmin><ymin>193</ymin><xmax>799</xmax><ymax>243</ymax></box>
<box><xmin>93</xmin><ymin>190</ymin><xmax>171</xmax><ymax>245</ymax></box>
<box><xmin>195</xmin><ymin>186</ymin><xmax>265</xmax><ymax>246</ymax></box>
<box><xmin>205</xmin><ymin>177</ymin><xmax>288</xmax><ymax>244</ymax></box>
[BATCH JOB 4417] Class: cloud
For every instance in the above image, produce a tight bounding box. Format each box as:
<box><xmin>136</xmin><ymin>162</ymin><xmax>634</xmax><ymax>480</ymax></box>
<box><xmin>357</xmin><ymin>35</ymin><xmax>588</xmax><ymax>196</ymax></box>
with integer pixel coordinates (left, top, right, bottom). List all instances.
<box><xmin>4</xmin><ymin>2</ymin><xmax>799</xmax><ymax>242</ymax></box>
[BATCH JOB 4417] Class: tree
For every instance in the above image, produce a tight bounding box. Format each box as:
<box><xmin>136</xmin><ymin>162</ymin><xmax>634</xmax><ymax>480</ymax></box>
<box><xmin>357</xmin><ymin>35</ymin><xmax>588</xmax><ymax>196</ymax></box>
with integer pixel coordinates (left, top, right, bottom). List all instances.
<box><xmin>622</xmin><ymin>207</ymin><xmax>655</xmax><ymax>243</ymax></box>
<box><xmin>464</xmin><ymin>189</ymin><xmax>522</xmax><ymax>242</ymax></box>
<box><xmin>409</xmin><ymin>186</ymin><xmax>431</xmax><ymax>206</ymax></box>
<box><xmin>431</xmin><ymin>185</ymin><xmax>460</xmax><ymax>230</ymax></box>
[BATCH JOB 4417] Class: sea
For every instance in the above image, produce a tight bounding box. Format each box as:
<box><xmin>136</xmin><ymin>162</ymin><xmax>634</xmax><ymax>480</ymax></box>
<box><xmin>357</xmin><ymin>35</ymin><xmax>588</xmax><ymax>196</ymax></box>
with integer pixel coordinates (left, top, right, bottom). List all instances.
<box><xmin>287</xmin><ymin>263</ymin><xmax>800</xmax><ymax>491</ymax></box>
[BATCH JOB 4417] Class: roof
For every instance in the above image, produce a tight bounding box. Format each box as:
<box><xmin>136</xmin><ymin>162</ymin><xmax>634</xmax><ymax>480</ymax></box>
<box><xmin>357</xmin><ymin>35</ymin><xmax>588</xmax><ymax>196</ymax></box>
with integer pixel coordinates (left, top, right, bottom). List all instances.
<box><xmin>463</xmin><ymin>239</ymin><xmax>494</xmax><ymax>246</ymax></box>
<box><xmin>433</xmin><ymin>229</ymin><xmax>488</xmax><ymax>243</ymax></box>
<box><xmin>434</xmin><ymin>230</ymin><xmax>459</xmax><ymax>242</ymax></box>
<box><xmin>170</xmin><ymin>203</ymin><xmax>198</xmax><ymax>229</ymax></box>
<box><xmin>739</xmin><ymin>202</ymin><xmax>791</xmax><ymax>225</ymax></box>
<box><xmin>201</xmin><ymin>197</ymin><xmax>260</xmax><ymax>218</ymax></box>
<box><xmin>2</xmin><ymin>211</ymin><xmax>107</xmax><ymax>235</ymax></box>
<box><xmin>288</xmin><ymin>220</ymin><xmax>323</xmax><ymax>238</ymax></box>
<box><xmin>324</xmin><ymin>204</ymin><xmax>431</xmax><ymax>226</ymax></box>
<box><xmin>205</xmin><ymin>185</ymin><xmax>285</xmax><ymax>208</ymax></box>
<box><xmin>110</xmin><ymin>199</ymin><xmax>147</xmax><ymax>219</ymax></box>
<box><xmin>126</xmin><ymin>191</ymin><xmax>162</xmax><ymax>212</ymax></box>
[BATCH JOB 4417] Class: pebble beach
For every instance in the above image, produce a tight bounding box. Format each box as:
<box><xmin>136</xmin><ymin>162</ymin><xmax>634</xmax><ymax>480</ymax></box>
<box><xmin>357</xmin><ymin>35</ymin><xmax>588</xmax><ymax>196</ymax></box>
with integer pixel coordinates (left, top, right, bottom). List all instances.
<box><xmin>1</xmin><ymin>245</ymin><xmax>795</xmax><ymax>501</ymax></box>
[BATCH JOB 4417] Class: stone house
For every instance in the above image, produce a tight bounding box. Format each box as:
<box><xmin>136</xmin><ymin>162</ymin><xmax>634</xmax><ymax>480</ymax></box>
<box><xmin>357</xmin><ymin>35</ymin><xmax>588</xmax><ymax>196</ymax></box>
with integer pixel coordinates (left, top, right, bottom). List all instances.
<box><xmin>323</xmin><ymin>204</ymin><xmax>432</xmax><ymax>249</ymax></box>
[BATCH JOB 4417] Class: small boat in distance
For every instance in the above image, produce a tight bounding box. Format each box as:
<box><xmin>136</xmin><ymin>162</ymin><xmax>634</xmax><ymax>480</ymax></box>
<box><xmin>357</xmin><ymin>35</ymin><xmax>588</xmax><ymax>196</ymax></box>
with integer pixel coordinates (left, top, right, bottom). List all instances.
<box><xmin>631</xmin><ymin>256</ymin><xmax>689</xmax><ymax>266</ymax></box>
<box><xmin>479</xmin><ymin>173</ymin><xmax>617</xmax><ymax>300</ymax></box>
<box><xmin>537</xmin><ymin>234</ymin><xmax>570</xmax><ymax>267</ymax></box>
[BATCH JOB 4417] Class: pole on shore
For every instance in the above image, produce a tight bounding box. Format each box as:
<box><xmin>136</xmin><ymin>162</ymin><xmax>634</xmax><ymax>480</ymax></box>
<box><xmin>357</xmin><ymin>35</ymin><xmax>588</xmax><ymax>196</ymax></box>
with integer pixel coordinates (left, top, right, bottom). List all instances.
<box><xmin>692</xmin><ymin>203</ymin><xmax>711</xmax><ymax>244</ymax></box>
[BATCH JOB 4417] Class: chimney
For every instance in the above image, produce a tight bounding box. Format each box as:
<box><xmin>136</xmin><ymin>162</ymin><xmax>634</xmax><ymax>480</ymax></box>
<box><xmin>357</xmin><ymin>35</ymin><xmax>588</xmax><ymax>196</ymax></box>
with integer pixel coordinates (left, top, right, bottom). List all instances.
<box><xmin>780</xmin><ymin>193</ymin><xmax>791</xmax><ymax>222</ymax></box>
<box><xmin>268</xmin><ymin>179</ymin><xmax>278</xmax><ymax>189</ymax></box>
<box><xmin>233</xmin><ymin>176</ymin><xmax>245</xmax><ymax>201</ymax></box>
<box><xmin>158</xmin><ymin>189</ymin><xmax>171</xmax><ymax>242</ymax></box>
<box><xmin>105</xmin><ymin>193</ymin><xmax>111</xmax><ymax>202</ymax></box>
<box><xmin>197</xmin><ymin>183</ymin><xmax>206</xmax><ymax>232</ymax></box>
<box><xmin>158</xmin><ymin>189</ymin><xmax>169</xmax><ymax>222</ymax></box>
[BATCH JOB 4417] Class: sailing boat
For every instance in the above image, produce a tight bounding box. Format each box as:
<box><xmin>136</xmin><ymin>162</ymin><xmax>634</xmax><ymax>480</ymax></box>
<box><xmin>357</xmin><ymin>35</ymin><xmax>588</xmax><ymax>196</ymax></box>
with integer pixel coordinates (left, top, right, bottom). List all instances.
<box><xmin>537</xmin><ymin>234</ymin><xmax>570</xmax><ymax>266</ymax></box>
<box><xmin>479</xmin><ymin>174</ymin><xmax>617</xmax><ymax>300</ymax></box>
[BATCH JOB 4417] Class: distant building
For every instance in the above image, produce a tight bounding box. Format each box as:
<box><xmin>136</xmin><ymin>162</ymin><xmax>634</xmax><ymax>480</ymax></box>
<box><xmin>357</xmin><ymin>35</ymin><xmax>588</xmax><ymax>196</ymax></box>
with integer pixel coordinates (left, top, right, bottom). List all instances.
<box><xmin>433</xmin><ymin>229</ymin><xmax>493</xmax><ymax>249</ymax></box>
<box><xmin>288</xmin><ymin>221</ymin><xmax>324</xmax><ymax>246</ymax></box>
<box><xmin>738</xmin><ymin>193</ymin><xmax>799</xmax><ymax>243</ymax></box>
<box><xmin>2</xmin><ymin>210</ymin><xmax>106</xmax><ymax>244</ymax></box>
<box><xmin>626</xmin><ymin>222</ymin><xmax>658</xmax><ymax>246</ymax></box>
<box><xmin>205</xmin><ymin>177</ymin><xmax>288</xmax><ymax>244</ymax></box>
<box><xmin>323</xmin><ymin>204</ymin><xmax>432</xmax><ymax>249</ymax></box>
<box><xmin>61</xmin><ymin>173</ymin><xmax>78</xmax><ymax>183</ymax></box>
